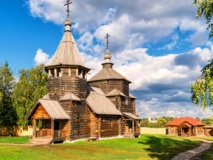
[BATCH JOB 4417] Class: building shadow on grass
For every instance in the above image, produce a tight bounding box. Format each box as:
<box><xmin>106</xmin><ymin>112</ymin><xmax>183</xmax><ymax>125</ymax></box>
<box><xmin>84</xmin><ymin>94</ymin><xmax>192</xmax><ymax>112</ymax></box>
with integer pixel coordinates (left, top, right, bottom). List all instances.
<box><xmin>138</xmin><ymin>135</ymin><xmax>200</xmax><ymax>160</ymax></box>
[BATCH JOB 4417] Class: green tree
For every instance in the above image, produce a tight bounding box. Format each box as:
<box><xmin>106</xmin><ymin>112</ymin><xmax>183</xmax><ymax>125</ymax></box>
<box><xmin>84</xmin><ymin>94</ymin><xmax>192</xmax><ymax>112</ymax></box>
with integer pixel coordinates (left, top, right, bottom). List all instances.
<box><xmin>0</xmin><ymin>62</ymin><xmax>17</xmax><ymax>127</ymax></box>
<box><xmin>193</xmin><ymin>0</ymin><xmax>213</xmax><ymax>38</ymax></box>
<box><xmin>191</xmin><ymin>60</ymin><xmax>213</xmax><ymax>108</ymax></box>
<box><xmin>202</xmin><ymin>116</ymin><xmax>213</xmax><ymax>125</ymax></box>
<box><xmin>13</xmin><ymin>64</ymin><xmax>48</xmax><ymax>126</ymax></box>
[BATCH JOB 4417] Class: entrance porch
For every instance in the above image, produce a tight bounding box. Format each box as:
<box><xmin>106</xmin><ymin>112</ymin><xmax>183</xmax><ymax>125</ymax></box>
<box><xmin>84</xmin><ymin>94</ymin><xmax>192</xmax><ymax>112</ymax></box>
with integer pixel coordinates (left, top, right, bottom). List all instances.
<box><xmin>123</xmin><ymin>112</ymin><xmax>141</xmax><ymax>138</ymax></box>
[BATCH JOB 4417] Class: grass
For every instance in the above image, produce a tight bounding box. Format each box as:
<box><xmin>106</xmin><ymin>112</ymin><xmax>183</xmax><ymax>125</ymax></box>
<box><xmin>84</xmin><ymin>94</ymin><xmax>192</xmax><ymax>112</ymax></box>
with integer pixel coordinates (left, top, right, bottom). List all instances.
<box><xmin>199</xmin><ymin>144</ymin><xmax>213</xmax><ymax>159</ymax></box>
<box><xmin>0</xmin><ymin>136</ymin><xmax>30</xmax><ymax>144</ymax></box>
<box><xmin>189</xmin><ymin>137</ymin><xmax>213</xmax><ymax>159</ymax></box>
<box><xmin>0</xmin><ymin>134</ymin><xmax>202</xmax><ymax>160</ymax></box>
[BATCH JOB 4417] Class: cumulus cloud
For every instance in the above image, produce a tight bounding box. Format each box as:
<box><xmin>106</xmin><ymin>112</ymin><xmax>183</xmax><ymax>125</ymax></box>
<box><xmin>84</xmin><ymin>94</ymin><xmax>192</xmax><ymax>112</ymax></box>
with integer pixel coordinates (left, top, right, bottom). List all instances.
<box><xmin>28</xmin><ymin>0</ymin><xmax>213</xmax><ymax>118</ymax></box>
<box><xmin>82</xmin><ymin>45</ymin><xmax>213</xmax><ymax>118</ymax></box>
<box><xmin>27</xmin><ymin>0</ymin><xmax>207</xmax><ymax>49</ymax></box>
<box><xmin>34</xmin><ymin>49</ymin><xmax>51</xmax><ymax>65</ymax></box>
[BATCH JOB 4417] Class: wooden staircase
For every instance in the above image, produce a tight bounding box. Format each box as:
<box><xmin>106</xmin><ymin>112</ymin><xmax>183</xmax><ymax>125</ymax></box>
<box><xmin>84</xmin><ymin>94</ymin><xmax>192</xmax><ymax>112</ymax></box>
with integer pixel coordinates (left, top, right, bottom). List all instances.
<box><xmin>124</xmin><ymin>132</ymin><xmax>134</xmax><ymax>138</ymax></box>
<box><xmin>29</xmin><ymin>137</ymin><xmax>53</xmax><ymax>145</ymax></box>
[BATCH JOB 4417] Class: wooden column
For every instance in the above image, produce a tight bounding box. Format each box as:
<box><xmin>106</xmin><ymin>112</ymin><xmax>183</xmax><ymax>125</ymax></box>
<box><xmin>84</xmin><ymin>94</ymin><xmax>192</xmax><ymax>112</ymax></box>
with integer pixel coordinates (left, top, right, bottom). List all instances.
<box><xmin>118</xmin><ymin>117</ymin><xmax>121</xmax><ymax>136</ymax></box>
<box><xmin>51</xmin><ymin>119</ymin><xmax>54</xmax><ymax>139</ymax></box>
<box><xmin>132</xmin><ymin>120</ymin><xmax>135</xmax><ymax>138</ymax></box>
<box><xmin>69</xmin><ymin>68</ymin><xmax>71</xmax><ymax>77</ymax></box>
<box><xmin>98</xmin><ymin>116</ymin><xmax>101</xmax><ymax>138</ymax></box>
<box><xmin>33</xmin><ymin>119</ymin><xmax>36</xmax><ymax>138</ymax></box>
<box><xmin>54</xmin><ymin>69</ymin><xmax>57</xmax><ymax>77</ymax></box>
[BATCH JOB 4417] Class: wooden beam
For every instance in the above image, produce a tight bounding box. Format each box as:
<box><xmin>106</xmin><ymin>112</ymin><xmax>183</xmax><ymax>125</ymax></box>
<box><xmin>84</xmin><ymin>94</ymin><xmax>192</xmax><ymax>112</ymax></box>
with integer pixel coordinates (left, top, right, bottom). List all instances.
<box><xmin>132</xmin><ymin>120</ymin><xmax>135</xmax><ymax>138</ymax></box>
<box><xmin>51</xmin><ymin>119</ymin><xmax>54</xmax><ymax>139</ymax></box>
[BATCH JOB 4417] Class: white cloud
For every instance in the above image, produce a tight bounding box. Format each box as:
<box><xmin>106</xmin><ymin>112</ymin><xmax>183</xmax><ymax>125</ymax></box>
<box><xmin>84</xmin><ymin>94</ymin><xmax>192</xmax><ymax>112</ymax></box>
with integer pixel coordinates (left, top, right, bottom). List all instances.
<box><xmin>28</xmin><ymin>0</ymin><xmax>208</xmax><ymax>49</ymax></box>
<box><xmin>28</xmin><ymin>0</ymin><xmax>65</xmax><ymax>24</ymax></box>
<box><xmin>82</xmin><ymin>45</ymin><xmax>213</xmax><ymax>118</ymax></box>
<box><xmin>28</xmin><ymin>0</ymin><xmax>213</xmax><ymax>118</ymax></box>
<box><xmin>34</xmin><ymin>49</ymin><xmax>51</xmax><ymax>65</ymax></box>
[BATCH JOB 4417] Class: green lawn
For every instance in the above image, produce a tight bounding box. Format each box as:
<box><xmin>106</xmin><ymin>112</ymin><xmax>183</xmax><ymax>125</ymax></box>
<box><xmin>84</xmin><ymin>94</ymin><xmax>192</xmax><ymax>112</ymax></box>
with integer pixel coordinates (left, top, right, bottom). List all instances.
<box><xmin>0</xmin><ymin>136</ymin><xmax>30</xmax><ymax>144</ymax></box>
<box><xmin>0</xmin><ymin>135</ymin><xmax>202</xmax><ymax>160</ymax></box>
<box><xmin>199</xmin><ymin>144</ymin><xmax>213</xmax><ymax>159</ymax></box>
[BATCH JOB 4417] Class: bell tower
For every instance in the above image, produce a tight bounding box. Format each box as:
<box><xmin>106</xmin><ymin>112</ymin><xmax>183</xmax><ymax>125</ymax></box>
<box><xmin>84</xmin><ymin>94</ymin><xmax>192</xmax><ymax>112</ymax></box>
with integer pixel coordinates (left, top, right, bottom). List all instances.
<box><xmin>45</xmin><ymin>0</ymin><xmax>90</xmax><ymax>101</ymax></box>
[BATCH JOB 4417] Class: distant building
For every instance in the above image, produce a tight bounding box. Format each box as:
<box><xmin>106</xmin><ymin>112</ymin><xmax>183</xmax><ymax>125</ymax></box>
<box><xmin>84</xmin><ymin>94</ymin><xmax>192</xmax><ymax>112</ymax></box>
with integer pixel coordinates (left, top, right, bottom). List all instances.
<box><xmin>27</xmin><ymin>1</ymin><xmax>140</xmax><ymax>144</ymax></box>
<box><xmin>167</xmin><ymin>117</ymin><xmax>205</xmax><ymax>137</ymax></box>
<box><xmin>148</xmin><ymin>113</ymin><xmax>157</xmax><ymax>123</ymax></box>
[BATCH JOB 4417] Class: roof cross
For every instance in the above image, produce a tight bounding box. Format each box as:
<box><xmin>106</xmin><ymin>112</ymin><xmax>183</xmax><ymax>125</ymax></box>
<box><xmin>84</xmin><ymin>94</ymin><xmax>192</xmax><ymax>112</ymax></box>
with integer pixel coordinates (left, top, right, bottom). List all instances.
<box><xmin>105</xmin><ymin>33</ymin><xmax>110</xmax><ymax>50</ymax></box>
<box><xmin>64</xmin><ymin>0</ymin><xmax>72</xmax><ymax>18</ymax></box>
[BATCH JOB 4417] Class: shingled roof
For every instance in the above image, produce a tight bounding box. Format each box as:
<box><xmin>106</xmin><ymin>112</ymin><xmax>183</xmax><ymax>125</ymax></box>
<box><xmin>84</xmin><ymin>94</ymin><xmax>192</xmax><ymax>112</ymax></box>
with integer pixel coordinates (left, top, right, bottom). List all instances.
<box><xmin>46</xmin><ymin>19</ymin><xmax>84</xmax><ymax>67</ymax></box>
<box><xmin>27</xmin><ymin>99</ymin><xmax>70</xmax><ymax>120</ymax></box>
<box><xmin>60</xmin><ymin>92</ymin><xmax>81</xmax><ymax>101</ymax></box>
<box><xmin>86</xmin><ymin>91</ymin><xmax>122</xmax><ymax>115</ymax></box>
<box><xmin>123</xmin><ymin>112</ymin><xmax>141</xmax><ymax>120</ymax></box>
<box><xmin>167</xmin><ymin>117</ymin><xmax>205</xmax><ymax>126</ymax></box>
<box><xmin>106</xmin><ymin>89</ymin><xmax>126</xmax><ymax>97</ymax></box>
<box><xmin>88</xmin><ymin>67</ymin><xmax>131</xmax><ymax>82</ymax></box>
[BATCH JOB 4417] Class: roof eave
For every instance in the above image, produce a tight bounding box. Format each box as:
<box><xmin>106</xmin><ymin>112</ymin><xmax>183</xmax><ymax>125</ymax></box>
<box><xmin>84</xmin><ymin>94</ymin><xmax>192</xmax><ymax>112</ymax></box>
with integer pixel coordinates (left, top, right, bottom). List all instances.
<box><xmin>45</xmin><ymin>64</ymin><xmax>91</xmax><ymax>72</ymax></box>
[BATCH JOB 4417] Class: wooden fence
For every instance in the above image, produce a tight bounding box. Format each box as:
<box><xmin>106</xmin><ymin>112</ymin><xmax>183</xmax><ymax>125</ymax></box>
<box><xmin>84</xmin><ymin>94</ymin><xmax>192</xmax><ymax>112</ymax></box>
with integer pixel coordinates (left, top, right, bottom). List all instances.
<box><xmin>0</xmin><ymin>126</ymin><xmax>33</xmax><ymax>136</ymax></box>
<box><xmin>1</xmin><ymin>126</ymin><xmax>167</xmax><ymax>136</ymax></box>
<box><xmin>140</xmin><ymin>127</ymin><xmax>167</xmax><ymax>135</ymax></box>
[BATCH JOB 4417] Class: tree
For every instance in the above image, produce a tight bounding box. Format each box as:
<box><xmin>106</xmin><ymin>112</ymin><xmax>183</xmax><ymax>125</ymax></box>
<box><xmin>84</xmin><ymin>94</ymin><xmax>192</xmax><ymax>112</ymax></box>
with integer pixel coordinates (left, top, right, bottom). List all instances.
<box><xmin>202</xmin><ymin>116</ymin><xmax>213</xmax><ymax>125</ymax></box>
<box><xmin>191</xmin><ymin>60</ymin><xmax>213</xmax><ymax>108</ymax></box>
<box><xmin>193</xmin><ymin>0</ymin><xmax>213</xmax><ymax>38</ymax></box>
<box><xmin>13</xmin><ymin>64</ymin><xmax>48</xmax><ymax>126</ymax></box>
<box><xmin>0</xmin><ymin>62</ymin><xmax>18</xmax><ymax>127</ymax></box>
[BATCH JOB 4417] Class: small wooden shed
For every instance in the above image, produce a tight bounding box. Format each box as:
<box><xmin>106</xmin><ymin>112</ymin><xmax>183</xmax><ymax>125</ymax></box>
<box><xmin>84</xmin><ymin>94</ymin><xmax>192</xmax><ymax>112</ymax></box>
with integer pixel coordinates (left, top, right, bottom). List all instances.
<box><xmin>167</xmin><ymin>117</ymin><xmax>205</xmax><ymax>137</ymax></box>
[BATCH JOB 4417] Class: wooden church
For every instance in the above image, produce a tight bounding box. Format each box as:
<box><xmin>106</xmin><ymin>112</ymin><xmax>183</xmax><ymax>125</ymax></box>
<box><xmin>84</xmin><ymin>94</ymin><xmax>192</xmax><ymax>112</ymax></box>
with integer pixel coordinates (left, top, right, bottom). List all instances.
<box><xmin>27</xmin><ymin>0</ymin><xmax>140</xmax><ymax>144</ymax></box>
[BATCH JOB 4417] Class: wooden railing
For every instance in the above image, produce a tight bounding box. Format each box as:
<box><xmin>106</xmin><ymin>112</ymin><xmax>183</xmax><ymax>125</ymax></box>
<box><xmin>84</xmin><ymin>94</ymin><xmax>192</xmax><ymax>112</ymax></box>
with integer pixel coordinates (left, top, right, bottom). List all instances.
<box><xmin>54</xmin><ymin>130</ymin><xmax>62</xmax><ymax>138</ymax></box>
<box><xmin>36</xmin><ymin>130</ymin><xmax>48</xmax><ymax>137</ymax></box>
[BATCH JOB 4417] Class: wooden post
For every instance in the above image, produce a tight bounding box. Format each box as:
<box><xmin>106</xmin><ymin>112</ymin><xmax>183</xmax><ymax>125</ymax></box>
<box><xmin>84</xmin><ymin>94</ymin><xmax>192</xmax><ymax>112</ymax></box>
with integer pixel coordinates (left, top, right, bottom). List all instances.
<box><xmin>69</xmin><ymin>68</ymin><xmax>71</xmax><ymax>77</ymax></box>
<box><xmin>48</xmin><ymin>70</ymin><xmax>52</xmax><ymax>78</ymax></box>
<box><xmin>54</xmin><ymin>69</ymin><xmax>57</xmax><ymax>77</ymax></box>
<box><xmin>118</xmin><ymin>117</ymin><xmax>121</xmax><ymax>136</ymax></box>
<box><xmin>98</xmin><ymin>116</ymin><xmax>101</xmax><ymax>138</ymax></box>
<box><xmin>132</xmin><ymin>120</ymin><xmax>135</xmax><ymax>138</ymax></box>
<box><xmin>51</xmin><ymin>119</ymin><xmax>54</xmax><ymax>139</ymax></box>
<box><xmin>33</xmin><ymin>119</ymin><xmax>36</xmax><ymax>138</ymax></box>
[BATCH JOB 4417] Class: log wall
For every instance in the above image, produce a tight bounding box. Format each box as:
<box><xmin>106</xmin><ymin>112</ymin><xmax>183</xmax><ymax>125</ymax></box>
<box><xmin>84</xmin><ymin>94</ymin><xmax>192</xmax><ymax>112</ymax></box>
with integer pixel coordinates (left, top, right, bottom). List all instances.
<box><xmin>100</xmin><ymin>115</ymin><xmax>120</xmax><ymax>137</ymax></box>
<box><xmin>48</xmin><ymin>67</ymin><xmax>87</xmax><ymax>100</ymax></box>
<box><xmin>32</xmin><ymin>105</ymin><xmax>50</xmax><ymax>119</ymax></box>
<box><xmin>88</xmin><ymin>79</ymin><xmax>129</xmax><ymax>96</ymax></box>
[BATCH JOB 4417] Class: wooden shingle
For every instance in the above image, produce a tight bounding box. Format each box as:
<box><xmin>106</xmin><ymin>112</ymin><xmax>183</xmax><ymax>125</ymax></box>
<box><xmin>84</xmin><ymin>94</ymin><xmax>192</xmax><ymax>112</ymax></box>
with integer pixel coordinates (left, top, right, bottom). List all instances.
<box><xmin>86</xmin><ymin>92</ymin><xmax>121</xmax><ymax>115</ymax></box>
<box><xmin>28</xmin><ymin>99</ymin><xmax>70</xmax><ymax>120</ymax></box>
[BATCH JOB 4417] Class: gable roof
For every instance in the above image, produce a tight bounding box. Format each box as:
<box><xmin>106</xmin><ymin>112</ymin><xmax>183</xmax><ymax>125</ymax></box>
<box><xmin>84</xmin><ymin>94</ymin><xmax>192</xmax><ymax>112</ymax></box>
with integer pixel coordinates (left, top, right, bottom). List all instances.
<box><xmin>86</xmin><ymin>92</ymin><xmax>122</xmax><ymax>115</ymax></box>
<box><xmin>88</xmin><ymin>67</ymin><xmax>131</xmax><ymax>83</ymax></box>
<box><xmin>167</xmin><ymin>117</ymin><xmax>205</xmax><ymax>126</ymax></box>
<box><xmin>59</xmin><ymin>92</ymin><xmax>81</xmax><ymax>101</ymax></box>
<box><xmin>106</xmin><ymin>89</ymin><xmax>126</xmax><ymax>97</ymax></box>
<box><xmin>27</xmin><ymin>99</ymin><xmax>70</xmax><ymax>120</ymax></box>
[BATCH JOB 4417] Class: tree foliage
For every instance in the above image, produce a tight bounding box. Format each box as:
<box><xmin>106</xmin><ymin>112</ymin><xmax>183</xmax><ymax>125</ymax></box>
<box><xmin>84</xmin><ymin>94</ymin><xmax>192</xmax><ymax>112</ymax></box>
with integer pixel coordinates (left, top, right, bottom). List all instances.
<box><xmin>191</xmin><ymin>60</ymin><xmax>213</xmax><ymax>108</ymax></box>
<box><xmin>0</xmin><ymin>62</ymin><xmax>18</xmax><ymax>127</ymax></box>
<box><xmin>140</xmin><ymin>117</ymin><xmax>174</xmax><ymax>128</ymax></box>
<box><xmin>13</xmin><ymin>64</ymin><xmax>48</xmax><ymax>126</ymax></box>
<box><xmin>193</xmin><ymin>0</ymin><xmax>213</xmax><ymax>38</ymax></box>
<box><xmin>202</xmin><ymin>116</ymin><xmax>213</xmax><ymax>125</ymax></box>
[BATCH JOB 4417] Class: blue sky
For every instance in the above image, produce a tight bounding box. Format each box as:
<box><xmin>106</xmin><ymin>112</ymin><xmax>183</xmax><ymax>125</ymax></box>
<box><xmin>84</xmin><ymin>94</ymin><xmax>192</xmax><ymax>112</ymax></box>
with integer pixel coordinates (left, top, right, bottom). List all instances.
<box><xmin>1</xmin><ymin>0</ymin><xmax>213</xmax><ymax>118</ymax></box>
